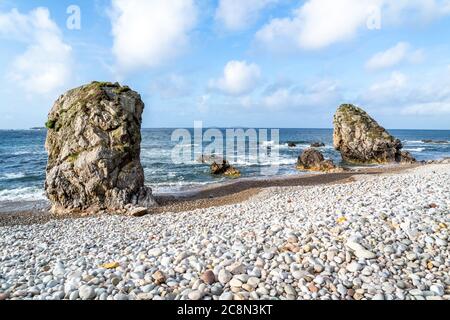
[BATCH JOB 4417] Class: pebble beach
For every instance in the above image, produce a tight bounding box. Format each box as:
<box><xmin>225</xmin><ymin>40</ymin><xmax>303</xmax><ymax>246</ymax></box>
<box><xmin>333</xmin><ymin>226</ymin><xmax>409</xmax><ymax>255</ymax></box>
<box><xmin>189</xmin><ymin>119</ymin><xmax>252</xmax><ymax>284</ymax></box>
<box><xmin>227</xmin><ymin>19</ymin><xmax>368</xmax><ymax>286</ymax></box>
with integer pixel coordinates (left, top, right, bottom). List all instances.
<box><xmin>0</xmin><ymin>163</ymin><xmax>449</xmax><ymax>301</ymax></box>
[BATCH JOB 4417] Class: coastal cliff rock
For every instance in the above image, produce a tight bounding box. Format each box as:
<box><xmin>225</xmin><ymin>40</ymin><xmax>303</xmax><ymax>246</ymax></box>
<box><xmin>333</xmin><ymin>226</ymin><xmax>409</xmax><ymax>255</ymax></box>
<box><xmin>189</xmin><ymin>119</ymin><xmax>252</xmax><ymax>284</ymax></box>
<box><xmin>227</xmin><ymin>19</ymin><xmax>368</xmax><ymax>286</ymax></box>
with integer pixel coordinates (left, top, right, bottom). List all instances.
<box><xmin>333</xmin><ymin>104</ymin><xmax>416</xmax><ymax>164</ymax></box>
<box><xmin>210</xmin><ymin>160</ymin><xmax>241</xmax><ymax>177</ymax></box>
<box><xmin>297</xmin><ymin>148</ymin><xmax>337</xmax><ymax>172</ymax></box>
<box><xmin>45</xmin><ymin>81</ymin><xmax>157</xmax><ymax>214</ymax></box>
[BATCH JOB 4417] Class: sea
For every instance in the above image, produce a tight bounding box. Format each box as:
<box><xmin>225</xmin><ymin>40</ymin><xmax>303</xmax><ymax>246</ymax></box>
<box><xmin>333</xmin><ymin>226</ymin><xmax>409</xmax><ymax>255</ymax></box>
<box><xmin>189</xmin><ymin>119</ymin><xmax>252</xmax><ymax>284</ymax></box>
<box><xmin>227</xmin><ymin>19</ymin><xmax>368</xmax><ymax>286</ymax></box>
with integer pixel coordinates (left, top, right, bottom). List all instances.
<box><xmin>0</xmin><ymin>128</ymin><xmax>449</xmax><ymax>212</ymax></box>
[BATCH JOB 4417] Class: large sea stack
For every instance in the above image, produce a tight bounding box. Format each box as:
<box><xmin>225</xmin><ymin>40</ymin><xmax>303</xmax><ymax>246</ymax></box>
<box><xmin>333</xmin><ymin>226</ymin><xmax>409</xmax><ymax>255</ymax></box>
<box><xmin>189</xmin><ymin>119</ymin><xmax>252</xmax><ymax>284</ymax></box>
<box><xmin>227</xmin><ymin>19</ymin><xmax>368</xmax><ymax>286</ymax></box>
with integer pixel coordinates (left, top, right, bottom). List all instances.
<box><xmin>333</xmin><ymin>104</ymin><xmax>415</xmax><ymax>164</ymax></box>
<box><xmin>45</xmin><ymin>81</ymin><xmax>157</xmax><ymax>215</ymax></box>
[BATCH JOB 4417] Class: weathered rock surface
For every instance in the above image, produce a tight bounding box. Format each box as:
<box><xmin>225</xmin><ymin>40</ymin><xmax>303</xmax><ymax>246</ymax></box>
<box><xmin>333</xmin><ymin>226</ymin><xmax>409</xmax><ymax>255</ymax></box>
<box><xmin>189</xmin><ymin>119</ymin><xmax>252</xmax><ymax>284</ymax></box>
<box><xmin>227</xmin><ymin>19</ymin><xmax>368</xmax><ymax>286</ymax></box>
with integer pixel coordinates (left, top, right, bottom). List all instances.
<box><xmin>45</xmin><ymin>81</ymin><xmax>157</xmax><ymax>214</ymax></box>
<box><xmin>210</xmin><ymin>160</ymin><xmax>241</xmax><ymax>177</ymax></box>
<box><xmin>297</xmin><ymin>148</ymin><xmax>337</xmax><ymax>172</ymax></box>
<box><xmin>333</xmin><ymin>104</ymin><xmax>416</xmax><ymax>164</ymax></box>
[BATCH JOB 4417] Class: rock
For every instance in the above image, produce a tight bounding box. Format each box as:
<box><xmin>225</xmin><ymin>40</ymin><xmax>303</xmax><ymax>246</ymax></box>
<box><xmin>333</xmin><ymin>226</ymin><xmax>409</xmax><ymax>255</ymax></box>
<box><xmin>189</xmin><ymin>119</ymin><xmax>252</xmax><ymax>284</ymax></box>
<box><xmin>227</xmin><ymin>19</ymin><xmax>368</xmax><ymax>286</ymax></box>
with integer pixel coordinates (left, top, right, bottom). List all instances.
<box><xmin>200</xmin><ymin>270</ymin><xmax>216</xmax><ymax>285</ymax></box>
<box><xmin>346</xmin><ymin>262</ymin><xmax>362</xmax><ymax>273</ymax></box>
<box><xmin>128</xmin><ymin>207</ymin><xmax>149</xmax><ymax>217</ymax></box>
<box><xmin>333</xmin><ymin>104</ymin><xmax>416</xmax><ymax>164</ymax></box>
<box><xmin>152</xmin><ymin>271</ymin><xmax>166</xmax><ymax>285</ymax></box>
<box><xmin>230</xmin><ymin>278</ymin><xmax>243</xmax><ymax>288</ymax></box>
<box><xmin>346</xmin><ymin>239</ymin><xmax>376</xmax><ymax>259</ymax></box>
<box><xmin>45</xmin><ymin>82</ymin><xmax>157</xmax><ymax>214</ymax></box>
<box><xmin>79</xmin><ymin>285</ymin><xmax>96</xmax><ymax>300</ymax></box>
<box><xmin>287</xmin><ymin>142</ymin><xmax>297</xmax><ymax>148</ymax></box>
<box><xmin>297</xmin><ymin>148</ymin><xmax>337</xmax><ymax>172</ymax></box>
<box><xmin>247</xmin><ymin>277</ymin><xmax>260</xmax><ymax>287</ymax></box>
<box><xmin>148</xmin><ymin>248</ymin><xmax>163</xmax><ymax>257</ymax></box>
<box><xmin>210</xmin><ymin>160</ymin><xmax>241</xmax><ymax>178</ymax></box>
<box><xmin>399</xmin><ymin>151</ymin><xmax>416</xmax><ymax>164</ymax></box>
<box><xmin>218</xmin><ymin>269</ymin><xmax>232</xmax><ymax>285</ymax></box>
<box><xmin>430</xmin><ymin>284</ymin><xmax>444</xmax><ymax>296</ymax></box>
<box><xmin>188</xmin><ymin>290</ymin><xmax>204</xmax><ymax>300</ymax></box>
<box><xmin>310</xmin><ymin>142</ymin><xmax>325</xmax><ymax>148</ymax></box>
<box><xmin>0</xmin><ymin>293</ymin><xmax>9</xmax><ymax>300</ymax></box>
<box><xmin>226</xmin><ymin>262</ymin><xmax>246</xmax><ymax>275</ymax></box>
<box><xmin>372</xmin><ymin>293</ymin><xmax>385</xmax><ymax>300</ymax></box>
<box><xmin>219</xmin><ymin>292</ymin><xmax>234</xmax><ymax>300</ymax></box>
<box><xmin>69</xmin><ymin>290</ymin><xmax>79</xmax><ymax>300</ymax></box>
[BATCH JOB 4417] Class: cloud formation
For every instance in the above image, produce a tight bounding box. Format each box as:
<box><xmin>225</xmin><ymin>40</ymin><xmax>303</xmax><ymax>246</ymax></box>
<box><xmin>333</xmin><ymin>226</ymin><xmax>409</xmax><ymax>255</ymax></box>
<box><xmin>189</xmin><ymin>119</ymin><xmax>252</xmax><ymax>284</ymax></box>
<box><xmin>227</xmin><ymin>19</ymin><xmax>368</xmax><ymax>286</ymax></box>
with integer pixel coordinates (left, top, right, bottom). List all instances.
<box><xmin>256</xmin><ymin>0</ymin><xmax>450</xmax><ymax>52</ymax></box>
<box><xmin>366</xmin><ymin>42</ymin><xmax>423</xmax><ymax>70</ymax></box>
<box><xmin>209</xmin><ymin>60</ymin><xmax>262</xmax><ymax>96</ymax></box>
<box><xmin>215</xmin><ymin>0</ymin><xmax>277</xmax><ymax>31</ymax></box>
<box><xmin>359</xmin><ymin>70</ymin><xmax>450</xmax><ymax>115</ymax></box>
<box><xmin>242</xmin><ymin>79</ymin><xmax>342</xmax><ymax>111</ymax></box>
<box><xmin>0</xmin><ymin>7</ymin><xmax>72</xmax><ymax>95</ymax></box>
<box><xmin>110</xmin><ymin>0</ymin><xmax>197</xmax><ymax>73</ymax></box>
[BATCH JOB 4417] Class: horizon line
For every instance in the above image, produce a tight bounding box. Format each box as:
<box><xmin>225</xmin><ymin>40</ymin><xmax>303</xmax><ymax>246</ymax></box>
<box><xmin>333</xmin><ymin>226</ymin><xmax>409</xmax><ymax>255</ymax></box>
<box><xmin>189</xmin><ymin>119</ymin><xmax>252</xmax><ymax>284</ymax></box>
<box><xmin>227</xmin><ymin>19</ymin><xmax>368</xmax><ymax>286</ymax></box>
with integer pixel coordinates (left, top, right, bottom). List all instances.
<box><xmin>2</xmin><ymin>126</ymin><xmax>450</xmax><ymax>131</ymax></box>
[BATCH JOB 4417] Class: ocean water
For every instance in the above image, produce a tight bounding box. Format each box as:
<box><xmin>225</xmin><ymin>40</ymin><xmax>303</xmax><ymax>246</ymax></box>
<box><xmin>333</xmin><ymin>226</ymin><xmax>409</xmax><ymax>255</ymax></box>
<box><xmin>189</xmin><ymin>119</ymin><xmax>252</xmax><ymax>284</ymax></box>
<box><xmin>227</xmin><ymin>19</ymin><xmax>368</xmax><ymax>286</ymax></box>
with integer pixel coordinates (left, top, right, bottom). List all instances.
<box><xmin>0</xmin><ymin>128</ymin><xmax>449</xmax><ymax>208</ymax></box>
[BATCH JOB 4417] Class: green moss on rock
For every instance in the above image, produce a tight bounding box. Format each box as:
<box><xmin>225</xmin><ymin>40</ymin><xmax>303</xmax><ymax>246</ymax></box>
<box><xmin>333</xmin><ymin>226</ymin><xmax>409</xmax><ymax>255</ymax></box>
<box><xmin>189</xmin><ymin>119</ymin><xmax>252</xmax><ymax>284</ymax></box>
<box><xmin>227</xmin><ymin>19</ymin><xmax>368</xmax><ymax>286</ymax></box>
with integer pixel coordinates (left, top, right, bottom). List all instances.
<box><xmin>45</xmin><ymin>119</ymin><xmax>56</xmax><ymax>129</ymax></box>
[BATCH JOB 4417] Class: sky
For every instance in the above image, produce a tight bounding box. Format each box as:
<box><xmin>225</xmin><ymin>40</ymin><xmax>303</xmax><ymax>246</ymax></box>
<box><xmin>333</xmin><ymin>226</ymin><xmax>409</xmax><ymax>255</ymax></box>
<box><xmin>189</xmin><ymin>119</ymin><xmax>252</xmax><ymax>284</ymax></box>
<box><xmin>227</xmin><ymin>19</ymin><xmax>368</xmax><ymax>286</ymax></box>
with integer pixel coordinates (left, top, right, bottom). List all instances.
<box><xmin>1</xmin><ymin>0</ymin><xmax>450</xmax><ymax>129</ymax></box>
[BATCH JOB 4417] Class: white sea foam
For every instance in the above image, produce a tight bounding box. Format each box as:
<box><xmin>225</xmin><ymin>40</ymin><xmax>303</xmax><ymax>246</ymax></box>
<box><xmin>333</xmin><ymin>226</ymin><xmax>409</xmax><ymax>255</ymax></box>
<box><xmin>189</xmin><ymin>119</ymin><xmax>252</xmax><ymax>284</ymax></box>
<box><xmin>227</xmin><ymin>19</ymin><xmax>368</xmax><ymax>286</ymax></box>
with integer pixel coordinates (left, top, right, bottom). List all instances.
<box><xmin>0</xmin><ymin>172</ymin><xmax>26</xmax><ymax>181</ymax></box>
<box><xmin>0</xmin><ymin>187</ymin><xmax>46</xmax><ymax>202</ymax></box>
<box><xmin>405</xmin><ymin>148</ymin><xmax>425</xmax><ymax>152</ymax></box>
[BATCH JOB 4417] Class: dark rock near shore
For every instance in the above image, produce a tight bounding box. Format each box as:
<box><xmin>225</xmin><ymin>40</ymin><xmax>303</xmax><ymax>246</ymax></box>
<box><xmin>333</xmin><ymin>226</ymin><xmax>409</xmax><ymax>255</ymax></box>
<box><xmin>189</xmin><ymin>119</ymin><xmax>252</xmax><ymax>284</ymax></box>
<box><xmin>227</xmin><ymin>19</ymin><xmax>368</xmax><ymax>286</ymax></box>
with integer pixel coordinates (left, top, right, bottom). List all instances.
<box><xmin>333</xmin><ymin>104</ymin><xmax>416</xmax><ymax>164</ymax></box>
<box><xmin>310</xmin><ymin>142</ymin><xmax>325</xmax><ymax>148</ymax></box>
<box><xmin>210</xmin><ymin>160</ymin><xmax>241</xmax><ymax>177</ymax></box>
<box><xmin>45</xmin><ymin>81</ymin><xmax>157</xmax><ymax>215</ymax></box>
<box><xmin>287</xmin><ymin>142</ymin><xmax>297</xmax><ymax>148</ymax></box>
<box><xmin>297</xmin><ymin>148</ymin><xmax>337</xmax><ymax>172</ymax></box>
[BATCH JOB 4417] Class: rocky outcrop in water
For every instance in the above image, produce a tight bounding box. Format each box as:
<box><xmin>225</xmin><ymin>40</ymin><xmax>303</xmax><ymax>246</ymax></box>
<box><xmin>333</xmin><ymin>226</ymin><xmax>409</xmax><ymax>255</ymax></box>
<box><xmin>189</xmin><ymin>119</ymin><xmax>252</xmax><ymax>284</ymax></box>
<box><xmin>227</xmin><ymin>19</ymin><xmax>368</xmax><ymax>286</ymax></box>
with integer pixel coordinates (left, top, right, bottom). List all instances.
<box><xmin>310</xmin><ymin>142</ymin><xmax>325</xmax><ymax>148</ymax></box>
<box><xmin>333</xmin><ymin>104</ymin><xmax>415</xmax><ymax>164</ymax></box>
<box><xmin>297</xmin><ymin>148</ymin><xmax>337</xmax><ymax>172</ymax></box>
<box><xmin>45</xmin><ymin>81</ymin><xmax>157</xmax><ymax>215</ymax></box>
<box><xmin>210</xmin><ymin>160</ymin><xmax>241</xmax><ymax>177</ymax></box>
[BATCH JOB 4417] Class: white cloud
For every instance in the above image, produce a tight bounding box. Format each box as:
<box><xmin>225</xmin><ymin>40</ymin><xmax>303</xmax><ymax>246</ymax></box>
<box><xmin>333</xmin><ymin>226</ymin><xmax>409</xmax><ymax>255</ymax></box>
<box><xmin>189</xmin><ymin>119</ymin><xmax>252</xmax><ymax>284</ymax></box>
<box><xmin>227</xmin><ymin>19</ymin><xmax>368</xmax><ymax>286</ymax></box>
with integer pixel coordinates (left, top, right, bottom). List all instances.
<box><xmin>209</xmin><ymin>60</ymin><xmax>261</xmax><ymax>96</ymax></box>
<box><xmin>110</xmin><ymin>0</ymin><xmax>197</xmax><ymax>73</ymax></box>
<box><xmin>359</xmin><ymin>69</ymin><xmax>450</xmax><ymax>116</ymax></box>
<box><xmin>150</xmin><ymin>74</ymin><xmax>190</xmax><ymax>98</ymax></box>
<box><xmin>401</xmin><ymin>102</ymin><xmax>450</xmax><ymax>115</ymax></box>
<box><xmin>215</xmin><ymin>0</ymin><xmax>277</xmax><ymax>31</ymax></box>
<box><xmin>366</xmin><ymin>42</ymin><xmax>423</xmax><ymax>70</ymax></box>
<box><xmin>256</xmin><ymin>0</ymin><xmax>377</xmax><ymax>51</ymax></box>
<box><xmin>256</xmin><ymin>0</ymin><xmax>450</xmax><ymax>52</ymax></box>
<box><xmin>243</xmin><ymin>79</ymin><xmax>341</xmax><ymax>110</ymax></box>
<box><xmin>0</xmin><ymin>8</ymin><xmax>72</xmax><ymax>95</ymax></box>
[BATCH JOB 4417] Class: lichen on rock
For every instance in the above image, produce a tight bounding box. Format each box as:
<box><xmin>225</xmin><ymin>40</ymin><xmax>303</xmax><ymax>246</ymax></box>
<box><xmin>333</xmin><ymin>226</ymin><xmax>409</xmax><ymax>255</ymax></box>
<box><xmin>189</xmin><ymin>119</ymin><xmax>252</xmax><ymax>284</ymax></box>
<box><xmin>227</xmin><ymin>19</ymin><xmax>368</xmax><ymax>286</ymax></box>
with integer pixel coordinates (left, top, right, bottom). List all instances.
<box><xmin>45</xmin><ymin>81</ymin><xmax>157</xmax><ymax>214</ymax></box>
<box><xmin>333</xmin><ymin>104</ymin><xmax>416</xmax><ymax>164</ymax></box>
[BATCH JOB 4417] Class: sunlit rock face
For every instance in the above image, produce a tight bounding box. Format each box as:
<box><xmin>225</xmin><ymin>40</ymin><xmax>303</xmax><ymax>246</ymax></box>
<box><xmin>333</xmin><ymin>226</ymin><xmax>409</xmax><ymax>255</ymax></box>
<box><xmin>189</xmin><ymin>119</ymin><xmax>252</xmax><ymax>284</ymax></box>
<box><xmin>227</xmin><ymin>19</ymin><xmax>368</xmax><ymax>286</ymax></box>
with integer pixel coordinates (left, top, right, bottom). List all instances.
<box><xmin>333</xmin><ymin>104</ymin><xmax>415</xmax><ymax>165</ymax></box>
<box><xmin>45</xmin><ymin>81</ymin><xmax>156</xmax><ymax>215</ymax></box>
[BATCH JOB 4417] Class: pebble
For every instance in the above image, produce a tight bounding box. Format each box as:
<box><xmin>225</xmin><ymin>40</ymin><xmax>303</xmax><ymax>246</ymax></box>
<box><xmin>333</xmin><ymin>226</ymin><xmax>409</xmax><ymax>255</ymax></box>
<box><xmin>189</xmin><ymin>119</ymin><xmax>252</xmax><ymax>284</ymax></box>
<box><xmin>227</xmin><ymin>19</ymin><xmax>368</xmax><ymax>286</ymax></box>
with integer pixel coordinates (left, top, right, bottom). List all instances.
<box><xmin>430</xmin><ymin>284</ymin><xmax>444</xmax><ymax>296</ymax></box>
<box><xmin>188</xmin><ymin>290</ymin><xmax>204</xmax><ymax>300</ymax></box>
<box><xmin>218</xmin><ymin>269</ymin><xmax>232</xmax><ymax>285</ymax></box>
<box><xmin>79</xmin><ymin>285</ymin><xmax>96</xmax><ymax>300</ymax></box>
<box><xmin>200</xmin><ymin>270</ymin><xmax>216</xmax><ymax>285</ymax></box>
<box><xmin>0</xmin><ymin>164</ymin><xmax>449</xmax><ymax>302</ymax></box>
<box><xmin>346</xmin><ymin>262</ymin><xmax>362</xmax><ymax>273</ymax></box>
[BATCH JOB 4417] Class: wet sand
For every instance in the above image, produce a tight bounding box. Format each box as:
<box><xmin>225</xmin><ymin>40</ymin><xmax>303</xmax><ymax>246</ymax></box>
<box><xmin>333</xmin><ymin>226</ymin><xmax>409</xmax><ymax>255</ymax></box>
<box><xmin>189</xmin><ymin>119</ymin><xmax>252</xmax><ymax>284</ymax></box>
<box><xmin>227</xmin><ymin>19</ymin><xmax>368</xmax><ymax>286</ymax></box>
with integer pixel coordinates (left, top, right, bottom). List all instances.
<box><xmin>0</xmin><ymin>163</ymin><xmax>419</xmax><ymax>227</ymax></box>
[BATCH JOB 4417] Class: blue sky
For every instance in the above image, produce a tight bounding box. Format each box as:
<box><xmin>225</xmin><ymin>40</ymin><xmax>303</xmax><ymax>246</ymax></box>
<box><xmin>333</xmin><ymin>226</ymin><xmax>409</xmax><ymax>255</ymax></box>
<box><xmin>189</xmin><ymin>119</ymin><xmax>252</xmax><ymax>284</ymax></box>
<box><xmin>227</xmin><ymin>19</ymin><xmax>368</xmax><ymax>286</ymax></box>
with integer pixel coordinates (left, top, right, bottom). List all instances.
<box><xmin>1</xmin><ymin>0</ymin><xmax>450</xmax><ymax>129</ymax></box>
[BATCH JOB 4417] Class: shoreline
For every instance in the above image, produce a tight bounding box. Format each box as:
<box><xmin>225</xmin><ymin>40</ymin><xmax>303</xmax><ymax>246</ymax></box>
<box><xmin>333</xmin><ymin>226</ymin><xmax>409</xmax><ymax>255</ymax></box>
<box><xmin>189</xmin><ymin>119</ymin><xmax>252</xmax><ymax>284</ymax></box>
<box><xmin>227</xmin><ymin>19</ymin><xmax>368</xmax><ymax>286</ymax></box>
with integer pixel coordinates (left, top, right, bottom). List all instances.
<box><xmin>0</xmin><ymin>163</ymin><xmax>420</xmax><ymax>227</ymax></box>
